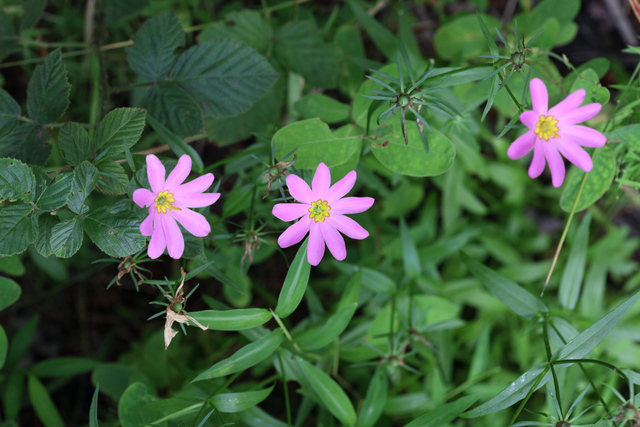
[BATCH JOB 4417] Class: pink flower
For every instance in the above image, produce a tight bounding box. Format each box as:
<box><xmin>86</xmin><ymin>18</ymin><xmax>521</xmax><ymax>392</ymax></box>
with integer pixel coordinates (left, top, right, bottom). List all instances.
<box><xmin>507</xmin><ymin>78</ymin><xmax>606</xmax><ymax>187</ymax></box>
<box><xmin>272</xmin><ymin>163</ymin><xmax>374</xmax><ymax>266</ymax></box>
<box><xmin>133</xmin><ymin>154</ymin><xmax>220</xmax><ymax>259</ymax></box>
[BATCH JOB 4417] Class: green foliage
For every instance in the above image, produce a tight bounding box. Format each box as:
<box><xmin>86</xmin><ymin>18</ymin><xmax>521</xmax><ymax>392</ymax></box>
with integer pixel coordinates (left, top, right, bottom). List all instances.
<box><xmin>275</xmin><ymin>240</ymin><xmax>311</xmax><ymax>318</ymax></box>
<box><xmin>26</xmin><ymin>49</ymin><xmax>70</xmax><ymax>125</ymax></box>
<box><xmin>84</xmin><ymin>208</ymin><xmax>146</xmax><ymax>257</ymax></box>
<box><xmin>0</xmin><ymin>158</ymin><xmax>36</xmax><ymax>202</ymax></box>
<box><xmin>560</xmin><ymin>145</ymin><xmax>616</xmax><ymax>212</ymax></box>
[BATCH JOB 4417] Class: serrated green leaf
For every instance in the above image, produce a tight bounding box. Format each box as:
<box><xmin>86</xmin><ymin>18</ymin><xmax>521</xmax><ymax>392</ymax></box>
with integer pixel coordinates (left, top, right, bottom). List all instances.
<box><xmin>35</xmin><ymin>214</ymin><xmax>58</xmax><ymax>257</ymax></box>
<box><xmin>84</xmin><ymin>207</ymin><xmax>145</xmax><ymax>258</ymax></box>
<box><xmin>146</xmin><ymin>115</ymin><xmax>203</xmax><ymax>173</ymax></box>
<box><xmin>199</xmin><ymin>10</ymin><xmax>272</xmax><ymax>54</ymax></box>
<box><xmin>559</xmin><ymin>212</ymin><xmax>591</xmax><ymax>310</ymax></box>
<box><xmin>31</xmin><ymin>357</ymin><xmax>99</xmax><ymax>378</ymax></box>
<box><xmin>406</xmin><ymin>395</ymin><xmax>477</xmax><ymax>427</ymax></box>
<box><xmin>169</xmin><ymin>39</ymin><xmax>278</xmax><ymax>117</ymax></box>
<box><xmin>94</xmin><ymin>108</ymin><xmax>146</xmax><ymax>153</ymax></box>
<box><xmin>0</xmin><ymin>122</ymin><xmax>52</xmax><ymax>166</ymax></box>
<box><xmin>126</xmin><ymin>12</ymin><xmax>185</xmax><ymax>81</ymax></box>
<box><xmin>96</xmin><ymin>161</ymin><xmax>129</xmax><ymax>195</ymax></box>
<box><xmin>19</xmin><ymin>0</ymin><xmax>46</xmax><ymax>31</ymax></box>
<box><xmin>356</xmin><ymin>366</ymin><xmax>388</xmax><ymax>427</ymax></box>
<box><xmin>212</xmin><ymin>386</ymin><xmax>274</xmax><ymax>413</ymax></box>
<box><xmin>461</xmin><ymin>252</ymin><xmax>548</xmax><ymax>320</ymax></box>
<box><xmin>275</xmin><ymin>240</ymin><xmax>311</xmax><ymax>318</ymax></box>
<box><xmin>560</xmin><ymin>145</ymin><xmax>615</xmax><ymax>213</ymax></box>
<box><xmin>0</xmin><ymin>325</ymin><xmax>7</xmax><ymax>369</ymax></box>
<box><xmin>50</xmin><ymin>217</ymin><xmax>83</xmax><ymax>258</ymax></box>
<box><xmin>193</xmin><ymin>329</ymin><xmax>284</xmax><ymax>381</ymax></box>
<box><xmin>28</xmin><ymin>375</ymin><xmax>65</xmax><ymax>427</ymax></box>
<box><xmin>67</xmin><ymin>162</ymin><xmax>99</xmax><ymax>214</ymax></box>
<box><xmin>299</xmin><ymin>303</ymin><xmax>357</xmax><ymax>351</ymax></box>
<box><xmin>58</xmin><ymin>122</ymin><xmax>92</xmax><ymax>165</ymax></box>
<box><xmin>37</xmin><ymin>173</ymin><xmax>73</xmax><ymax>211</ymax></box>
<box><xmin>188</xmin><ymin>308</ymin><xmax>271</xmax><ymax>331</ymax></box>
<box><xmin>570</xmin><ymin>68</ymin><xmax>610</xmax><ymax>105</ymax></box>
<box><xmin>298</xmin><ymin>358</ymin><xmax>356</xmax><ymax>426</ymax></box>
<box><xmin>26</xmin><ymin>49</ymin><xmax>70</xmax><ymax>125</ymax></box>
<box><xmin>0</xmin><ymin>276</ymin><xmax>21</xmax><ymax>311</ymax></box>
<box><xmin>89</xmin><ymin>385</ymin><xmax>99</xmax><ymax>427</ymax></box>
<box><xmin>0</xmin><ymin>88</ymin><xmax>20</xmax><ymax>138</ymax></box>
<box><xmin>0</xmin><ymin>204</ymin><xmax>38</xmax><ymax>256</ymax></box>
<box><xmin>0</xmin><ymin>158</ymin><xmax>36</xmax><ymax>202</ymax></box>
<box><xmin>295</xmin><ymin>94</ymin><xmax>350</xmax><ymax>124</ymax></box>
<box><xmin>142</xmin><ymin>81</ymin><xmax>203</xmax><ymax>138</ymax></box>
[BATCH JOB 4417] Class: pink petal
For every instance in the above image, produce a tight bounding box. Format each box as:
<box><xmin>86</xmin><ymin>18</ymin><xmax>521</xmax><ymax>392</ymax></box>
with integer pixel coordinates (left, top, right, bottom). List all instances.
<box><xmin>278</xmin><ymin>218</ymin><xmax>311</xmax><ymax>248</ymax></box>
<box><xmin>520</xmin><ymin>111</ymin><xmax>539</xmax><ymax>129</ymax></box>
<box><xmin>146</xmin><ymin>154</ymin><xmax>166</xmax><ymax>193</ymax></box>
<box><xmin>554</xmin><ymin>138</ymin><xmax>593</xmax><ymax>172</ymax></box>
<box><xmin>133</xmin><ymin>188</ymin><xmax>155</xmax><ymax>207</ymax></box>
<box><xmin>558</xmin><ymin>103</ymin><xmax>601</xmax><ymax>126</ymax></box>
<box><xmin>164</xmin><ymin>155</ymin><xmax>192</xmax><ymax>189</ymax></box>
<box><xmin>148</xmin><ymin>214</ymin><xmax>166</xmax><ymax>259</ymax></box>
<box><xmin>530</xmin><ymin>78</ymin><xmax>548</xmax><ymax>115</ymax></box>
<box><xmin>548</xmin><ymin>89</ymin><xmax>586</xmax><ymax>118</ymax></box>
<box><xmin>561</xmin><ymin>125</ymin><xmax>607</xmax><ymax>148</ymax></box>
<box><xmin>544</xmin><ymin>143</ymin><xmax>566</xmax><ymax>187</ymax></box>
<box><xmin>507</xmin><ymin>130</ymin><xmax>536</xmax><ymax>159</ymax></box>
<box><xmin>320</xmin><ymin>222</ymin><xmax>346</xmax><ymax>261</ymax></box>
<box><xmin>140</xmin><ymin>207</ymin><xmax>155</xmax><ymax>236</ymax></box>
<box><xmin>307</xmin><ymin>222</ymin><xmax>325</xmax><ymax>266</ymax></box>
<box><xmin>162</xmin><ymin>214</ymin><xmax>184</xmax><ymax>259</ymax></box>
<box><xmin>312</xmin><ymin>162</ymin><xmax>331</xmax><ymax>200</ymax></box>
<box><xmin>177</xmin><ymin>173</ymin><xmax>214</xmax><ymax>194</ymax></box>
<box><xmin>331</xmin><ymin>197</ymin><xmax>374</xmax><ymax>215</ymax></box>
<box><xmin>528</xmin><ymin>143</ymin><xmax>546</xmax><ymax>179</ymax></box>
<box><xmin>273</xmin><ymin>203</ymin><xmax>310</xmax><ymax>222</ymax></box>
<box><xmin>175</xmin><ymin>193</ymin><xmax>220</xmax><ymax>208</ymax></box>
<box><xmin>286</xmin><ymin>174</ymin><xmax>314</xmax><ymax>204</ymax></box>
<box><xmin>326</xmin><ymin>171</ymin><xmax>357</xmax><ymax>203</ymax></box>
<box><xmin>329</xmin><ymin>214</ymin><xmax>369</xmax><ymax>240</ymax></box>
<box><xmin>170</xmin><ymin>208</ymin><xmax>211</xmax><ymax>237</ymax></box>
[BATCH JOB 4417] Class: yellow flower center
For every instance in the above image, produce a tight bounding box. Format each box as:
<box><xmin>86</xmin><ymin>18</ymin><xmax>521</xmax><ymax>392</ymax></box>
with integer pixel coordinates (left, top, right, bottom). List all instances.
<box><xmin>308</xmin><ymin>199</ymin><xmax>331</xmax><ymax>223</ymax></box>
<box><xmin>155</xmin><ymin>190</ymin><xmax>181</xmax><ymax>214</ymax></box>
<box><xmin>534</xmin><ymin>115</ymin><xmax>560</xmax><ymax>141</ymax></box>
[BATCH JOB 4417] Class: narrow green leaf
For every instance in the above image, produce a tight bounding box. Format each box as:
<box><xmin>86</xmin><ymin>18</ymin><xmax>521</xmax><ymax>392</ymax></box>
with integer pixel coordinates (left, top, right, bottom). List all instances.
<box><xmin>559</xmin><ymin>212</ymin><xmax>591</xmax><ymax>310</ymax></box>
<box><xmin>476</xmin><ymin>12</ymin><xmax>499</xmax><ymax>56</ymax></box>
<box><xmin>0</xmin><ymin>88</ymin><xmax>20</xmax><ymax>138</ymax></box>
<box><xmin>6</xmin><ymin>315</ymin><xmax>38</xmax><ymax>370</ymax></box>
<box><xmin>84</xmin><ymin>208</ymin><xmax>146</xmax><ymax>258</ymax></box>
<box><xmin>4</xmin><ymin>371</ymin><xmax>24</xmax><ymax>421</ymax></box>
<box><xmin>94</xmin><ymin>108</ymin><xmax>146</xmax><ymax>153</ymax></box>
<box><xmin>37</xmin><ymin>173</ymin><xmax>73</xmax><ymax>211</ymax></box>
<box><xmin>298</xmin><ymin>358</ymin><xmax>356</xmax><ymax>426</ymax></box>
<box><xmin>400</xmin><ymin>218</ymin><xmax>421</xmax><ymax>279</ymax></box>
<box><xmin>58</xmin><ymin>122</ymin><xmax>93</xmax><ymax>165</ymax></box>
<box><xmin>481</xmin><ymin>74</ymin><xmax>500</xmax><ymax>121</ymax></box>
<box><xmin>28</xmin><ymin>375</ymin><xmax>66</xmax><ymax>427</ymax></box>
<box><xmin>50</xmin><ymin>217</ymin><xmax>83</xmax><ymax>258</ymax></box>
<box><xmin>275</xmin><ymin>239</ymin><xmax>311</xmax><ymax>318</ymax></box>
<box><xmin>0</xmin><ymin>204</ymin><xmax>38</xmax><ymax>256</ymax></box>
<box><xmin>26</xmin><ymin>49</ymin><xmax>70</xmax><ymax>125</ymax></box>
<box><xmin>0</xmin><ymin>276</ymin><xmax>21</xmax><ymax>311</ymax></box>
<box><xmin>560</xmin><ymin>145</ymin><xmax>615</xmax><ymax>213</ymax></box>
<box><xmin>67</xmin><ymin>161</ymin><xmax>99</xmax><ymax>214</ymax></box>
<box><xmin>188</xmin><ymin>308</ymin><xmax>272</xmax><ymax>331</ymax></box>
<box><xmin>0</xmin><ymin>158</ymin><xmax>37</xmax><ymax>202</ymax></box>
<box><xmin>0</xmin><ymin>325</ymin><xmax>7</xmax><ymax>369</ymax></box>
<box><xmin>356</xmin><ymin>366</ymin><xmax>388</xmax><ymax>427</ymax></box>
<box><xmin>192</xmin><ymin>329</ymin><xmax>284</xmax><ymax>381</ymax></box>
<box><xmin>89</xmin><ymin>385</ymin><xmax>99</xmax><ymax>427</ymax></box>
<box><xmin>346</xmin><ymin>0</ymin><xmax>398</xmax><ymax>61</ymax></box>
<box><xmin>406</xmin><ymin>395</ymin><xmax>477</xmax><ymax>427</ymax></box>
<box><xmin>31</xmin><ymin>357</ymin><xmax>99</xmax><ymax>378</ymax></box>
<box><xmin>361</xmin><ymin>267</ymin><xmax>396</xmax><ymax>294</ymax></box>
<box><xmin>461</xmin><ymin>252</ymin><xmax>548</xmax><ymax>320</ymax></box>
<box><xmin>212</xmin><ymin>386</ymin><xmax>274</xmax><ymax>413</ymax></box>
<box><xmin>146</xmin><ymin>114</ymin><xmax>203</xmax><ymax>173</ymax></box>
<box><xmin>299</xmin><ymin>303</ymin><xmax>357</xmax><ymax>351</ymax></box>
<box><xmin>336</xmin><ymin>270</ymin><xmax>362</xmax><ymax>312</ymax></box>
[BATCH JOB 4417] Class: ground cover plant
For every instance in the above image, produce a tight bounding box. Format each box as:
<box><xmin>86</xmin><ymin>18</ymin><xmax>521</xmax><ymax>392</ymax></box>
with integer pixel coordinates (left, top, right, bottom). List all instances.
<box><xmin>1</xmin><ymin>0</ymin><xmax>640</xmax><ymax>426</ymax></box>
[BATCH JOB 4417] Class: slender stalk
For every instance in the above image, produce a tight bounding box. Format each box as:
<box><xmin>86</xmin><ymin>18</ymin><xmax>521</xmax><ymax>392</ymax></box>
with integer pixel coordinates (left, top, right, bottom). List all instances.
<box><xmin>507</xmin><ymin>366</ymin><xmax>550</xmax><ymax>426</ymax></box>
<box><xmin>543</xmin><ymin>316</ymin><xmax>563</xmax><ymax>418</ymax></box>
<box><xmin>277</xmin><ymin>351</ymin><xmax>293</xmax><ymax>427</ymax></box>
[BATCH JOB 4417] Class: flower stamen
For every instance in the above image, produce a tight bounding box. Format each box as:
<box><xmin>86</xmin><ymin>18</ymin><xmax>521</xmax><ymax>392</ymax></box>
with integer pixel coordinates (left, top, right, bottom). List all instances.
<box><xmin>534</xmin><ymin>115</ymin><xmax>560</xmax><ymax>141</ymax></box>
<box><xmin>308</xmin><ymin>199</ymin><xmax>331</xmax><ymax>223</ymax></box>
<box><xmin>155</xmin><ymin>190</ymin><xmax>181</xmax><ymax>214</ymax></box>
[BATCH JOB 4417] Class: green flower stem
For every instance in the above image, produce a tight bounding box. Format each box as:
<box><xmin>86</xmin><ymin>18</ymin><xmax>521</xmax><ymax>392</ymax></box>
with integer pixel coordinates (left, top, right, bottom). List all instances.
<box><xmin>272</xmin><ymin>311</ymin><xmax>304</xmax><ymax>355</ymax></box>
<box><xmin>508</xmin><ymin>364</ymin><xmax>550</xmax><ymax>426</ymax></box>
<box><xmin>543</xmin><ymin>316</ymin><xmax>564</xmax><ymax>419</ymax></box>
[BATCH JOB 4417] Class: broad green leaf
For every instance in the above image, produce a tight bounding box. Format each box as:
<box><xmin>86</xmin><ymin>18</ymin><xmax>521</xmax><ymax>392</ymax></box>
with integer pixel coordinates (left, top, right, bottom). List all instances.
<box><xmin>0</xmin><ymin>276</ymin><xmax>21</xmax><ymax>311</ymax></box>
<box><xmin>0</xmin><ymin>122</ymin><xmax>52</xmax><ymax>166</ymax></box>
<box><xmin>0</xmin><ymin>325</ymin><xmax>7</xmax><ymax>369</ymax></box>
<box><xmin>554</xmin><ymin>291</ymin><xmax>640</xmax><ymax>361</ymax></box>
<box><xmin>273</xmin><ymin>118</ymin><xmax>360</xmax><ymax>169</ymax></box>
<box><xmin>240</xmin><ymin>406</ymin><xmax>289</xmax><ymax>427</ymax></box>
<box><xmin>212</xmin><ymin>386</ymin><xmax>274</xmax><ymax>413</ymax></box>
<box><xmin>299</xmin><ymin>303</ymin><xmax>357</xmax><ymax>351</ymax></box>
<box><xmin>192</xmin><ymin>329</ymin><xmax>284</xmax><ymax>381</ymax></box>
<box><xmin>94</xmin><ymin>108</ymin><xmax>146</xmax><ymax>152</ymax></box>
<box><xmin>199</xmin><ymin>10</ymin><xmax>272</xmax><ymax>54</ymax></box>
<box><xmin>275</xmin><ymin>22</ymin><xmax>340</xmax><ymax>88</ymax></box>
<box><xmin>31</xmin><ymin>165</ymin><xmax>50</xmax><ymax>201</ymax></box>
<box><xmin>559</xmin><ymin>212</ymin><xmax>591</xmax><ymax>310</ymax></box>
<box><xmin>37</xmin><ymin>173</ymin><xmax>73</xmax><ymax>211</ymax></box>
<box><xmin>118</xmin><ymin>382</ymin><xmax>159</xmax><ymax>427</ymax></box>
<box><xmin>188</xmin><ymin>308</ymin><xmax>272</xmax><ymax>331</ymax></box>
<box><xmin>142</xmin><ymin>81</ymin><xmax>203</xmax><ymax>138</ymax></box>
<box><xmin>169</xmin><ymin>39</ymin><xmax>278</xmax><ymax>117</ymax></box>
<box><xmin>90</xmin><ymin>385</ymin><xmax>99</xmax><ymax>427</ymax></box>
<box><xmin>570</xmin><ymin>68</ymin><xmax>610</xmax><ymax>105</ymax></box>
<box><xmin>345</xmin><ymin>0</ymin><xmax>397</xmax><ymax>61</ymax></box>
<box><xmin>461</xmin><ymin>252</ymin><xmax>548</xmax><ymax>320</ymax></box>
<box><xmin>0</xmin><ymin>158</ymin><xmax>36</xmax><ymax>202</ymax></box>
<box><xmin>31</xmin><ymin>357</ymin><xmax>99</xmax><ymax>378</ymax></box>
<box><xmin>463</xmin><ymin>363</ymin><xmax>550</xmax><ymax>417</ymax></box>
<box><xmin>298</xmin><ymin>358</ymin><xmax>357</xmax><ymax>426</ymax></box>
<box><xmin>58</xmin><ymin>122</ymin><xmax>92</xmax><ymax>165</ymax></box>
<box><xmin>400</xmin><ymin>218</ymin><xmax>421</xmax><ymax>279</ymax></box>
<box><xmin>126</xmin><ymin>12</ymin><xmax>185</xmax><ymax>81</ymax></box>
<box><xmin>275</xmin><ymin>240</ymin><xmax>311</xmax><ymax>318</ymax></box>
<box><xmin>0</xmin><ymin>88</ymin><xmax>20</xmax><ymax>138</ymax></box>
<box><xmin>84</xmin><ymin>208</ymin><xmax>146</xmax><ymax>258</ymax></box>
<box><xmin>560</xmin><ymin>145</ymin><xmax>615</xmax><ymax>213</ymax></box>
<box><xmin>334</xmin><ymin>25</ymin><xmax>366</xmax><ymax>97</ymax></box>
<box><xmin>26</xmin><ymin>49</ymin><xmax>70</xmax><ymax>125</ymax></box>
<box><xmin>295</xmin><ymin>94</ymin><xmax>350</xmax><ymax>124</ymax></box>
<box><xmin>434</xmin><ymin>14</ymin><xmax>501</xmax><ymax>60</ymax></box>
<box><xmin>93</xmin><ymin>363</ymin><xmax>142</xmax><ymax>402</ymax></box>
<box><xmin>28</xmin><ymin>375</ymin><xmax>66</xmax><ymax>427</ymax></box>
<box><xmin>96</xmin><ymin>160</ymin><xmax>129</xmax><ymax>195</ymax></box>
<box><xmin>146</xmin><ymin>114</ymin><xmax>203</xmax><ymax>173</ymax></box>
<box><xmin>0</xmin><ymin>204</ymin><xmax>38</xmax><ymax>256</ymax></box>
<box><xmin>606</xmin><ymin>124</ymin><xmax>640</xmax><ymax>150</ymax></box>
<box><xmin>356</xmin><ymin>366</ymin><xmax>388</xmax><ymax>427</ymax></box>
<box><xmin>50</xmin><ymin>217</ymin><xmax>83</xmax><ymax>258</ymax></box>
<box><xmin>35</xmin><ymin>214</ymin><xmax>58</xmax><ymax>257</ymax></box>
<box><xmin>19</xmin><ymin>0</ymin><xmax>46</xmax><ymax>31</ymax></box>
<box><xmin>0</xmin><ymin>254</ymin><xmax>25</xmax><ymax>276</ymax></box>
<box><xmin>67</xmin><ymin>161</ymin><xmax>99</xmax><ymax>214</ymax></box>
<box><xmin>406</xmin><ymin>395</ymin><xmax>477</xmax><ymax>427</ymax></box>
